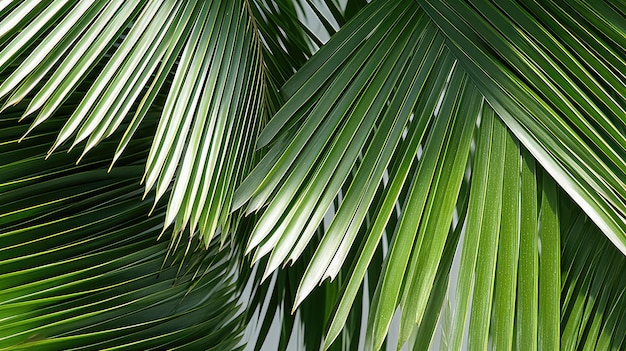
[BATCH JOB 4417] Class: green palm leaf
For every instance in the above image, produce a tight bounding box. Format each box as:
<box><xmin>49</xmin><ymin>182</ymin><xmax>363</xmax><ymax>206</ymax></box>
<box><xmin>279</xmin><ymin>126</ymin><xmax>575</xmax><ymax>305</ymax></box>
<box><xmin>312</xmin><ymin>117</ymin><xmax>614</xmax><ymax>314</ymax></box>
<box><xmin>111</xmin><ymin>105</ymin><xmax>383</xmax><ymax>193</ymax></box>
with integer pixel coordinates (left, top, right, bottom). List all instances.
<box><xmin>420</xmin><ymin>0</ymin><xmax>626</xmax><ymax>255</ymax></box>
<box><xmin>0</xmin><ymin>0</ymin><xmax>269</xmax><ymax>246</ymax></box>
<box><xmin>0</xmin><ymin>112</ymin><xmax>244</xmax><ymax>350</ymax></box>
<box><xmin>233</xmin><ymin>0</ymin><xmax>625</xmax><ymax>349</ymax></box>
<box><xmin>0</xmin><ymin>0</ymin><xmax>624</xmax><ymax>350</ymax></box>
<box><xmin>560</xmin><ymin>203</ymin><xmax>626</xmax><ymax>351</ymax></box>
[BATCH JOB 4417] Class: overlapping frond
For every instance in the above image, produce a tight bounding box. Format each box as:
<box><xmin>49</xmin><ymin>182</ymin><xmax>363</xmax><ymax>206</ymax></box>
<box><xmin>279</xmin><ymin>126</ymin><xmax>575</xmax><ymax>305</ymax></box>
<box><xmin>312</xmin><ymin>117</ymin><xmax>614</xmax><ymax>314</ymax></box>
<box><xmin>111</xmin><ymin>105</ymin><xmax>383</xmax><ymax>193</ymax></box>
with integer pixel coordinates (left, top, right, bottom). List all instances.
<box><xmin>0</xmin><ymin>0</ymin><xmax>267</xmax><ymax>245</ymax></box>
<box><xmin>419</xmin><ymin>0</ymin><xmax>626</xmax><ymax>252</ymax></box>
<box><xmin>0</xmin><ymin>113</ymin><xmax>244</xmax><ymax>350</ymax></box>
<box><xmin>233</xmin><ymin>0</ymin><xmax>626</xmax><ymax>349</ymax></box>
<box><xmin>0</xmin><ymin>0</ymin><xmax>624</xmax><ymax>350</ymax></box>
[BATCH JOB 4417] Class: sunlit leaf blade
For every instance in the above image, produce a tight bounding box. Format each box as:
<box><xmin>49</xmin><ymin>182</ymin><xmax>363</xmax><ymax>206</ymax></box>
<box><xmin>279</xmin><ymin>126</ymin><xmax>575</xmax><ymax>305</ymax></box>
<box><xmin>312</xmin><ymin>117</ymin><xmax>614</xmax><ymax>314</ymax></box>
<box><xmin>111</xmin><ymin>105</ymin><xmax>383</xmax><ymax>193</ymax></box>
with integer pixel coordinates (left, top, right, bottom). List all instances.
<box><xmin>492</xmin><ymin>130</ymin><xmax>520</xmax><ymax>351</ymax></box>
<box><xmin>234</xmin><ymin>1</ymin><xmax>626</xmax><ymax>349</ymax></box>
<box><xmin>514</xmin><ymin>149</ymin><xmax>539</xmax><ymax>351</ymax></box>
<box><xmin>538</xmin><ymin>173</ymin><xmax>561</xmax><ymax>350</ymax></box>
<box><xmin>0</xmin><ymin>0</ymin><xmax>268</xmax><ymax>247</ymax></box>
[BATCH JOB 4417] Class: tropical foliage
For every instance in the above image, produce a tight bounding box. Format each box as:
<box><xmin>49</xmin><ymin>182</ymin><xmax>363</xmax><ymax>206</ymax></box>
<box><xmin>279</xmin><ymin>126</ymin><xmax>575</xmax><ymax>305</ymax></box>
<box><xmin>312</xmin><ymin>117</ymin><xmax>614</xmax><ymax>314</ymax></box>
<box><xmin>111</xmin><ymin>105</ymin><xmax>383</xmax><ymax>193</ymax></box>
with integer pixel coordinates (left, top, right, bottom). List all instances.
<box><xmin>0</xmin><ymin>0</ymin><xmax>624</xmax><ymax>350</ymax></box>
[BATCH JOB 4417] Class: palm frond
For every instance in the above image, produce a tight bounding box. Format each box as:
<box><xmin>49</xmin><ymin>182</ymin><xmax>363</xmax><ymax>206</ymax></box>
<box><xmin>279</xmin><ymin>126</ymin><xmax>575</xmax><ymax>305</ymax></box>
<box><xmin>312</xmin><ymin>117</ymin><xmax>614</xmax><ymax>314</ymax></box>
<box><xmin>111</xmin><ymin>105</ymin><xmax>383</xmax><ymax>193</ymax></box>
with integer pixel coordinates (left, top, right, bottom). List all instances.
<box><xmin>419</xmin><ymin>0</ymin><xmax>626</xmax><ymax>252</ymax></box>
<box><xmin>233</xmin><ymin>0</ymin><xmax>626</xmax><ymax>348</ymax></box>
<box><xmin>0</xmin><ymin>0</ymin><xmax>267</xmax><ymax>246</ymax></box>
<box><xmin>0</xmin><ymin>113</ymin><xmax>244</xmax><ymax>350</ymax></box>
<box><xmin>0</xmin><ymin>0</ymin><xmax>624</xmax><ymax>350</ymax></box>
<box><xmin>560</xmin><ymin>202</ymin><xmax>626</xmax><ymax>351</ymax></box>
